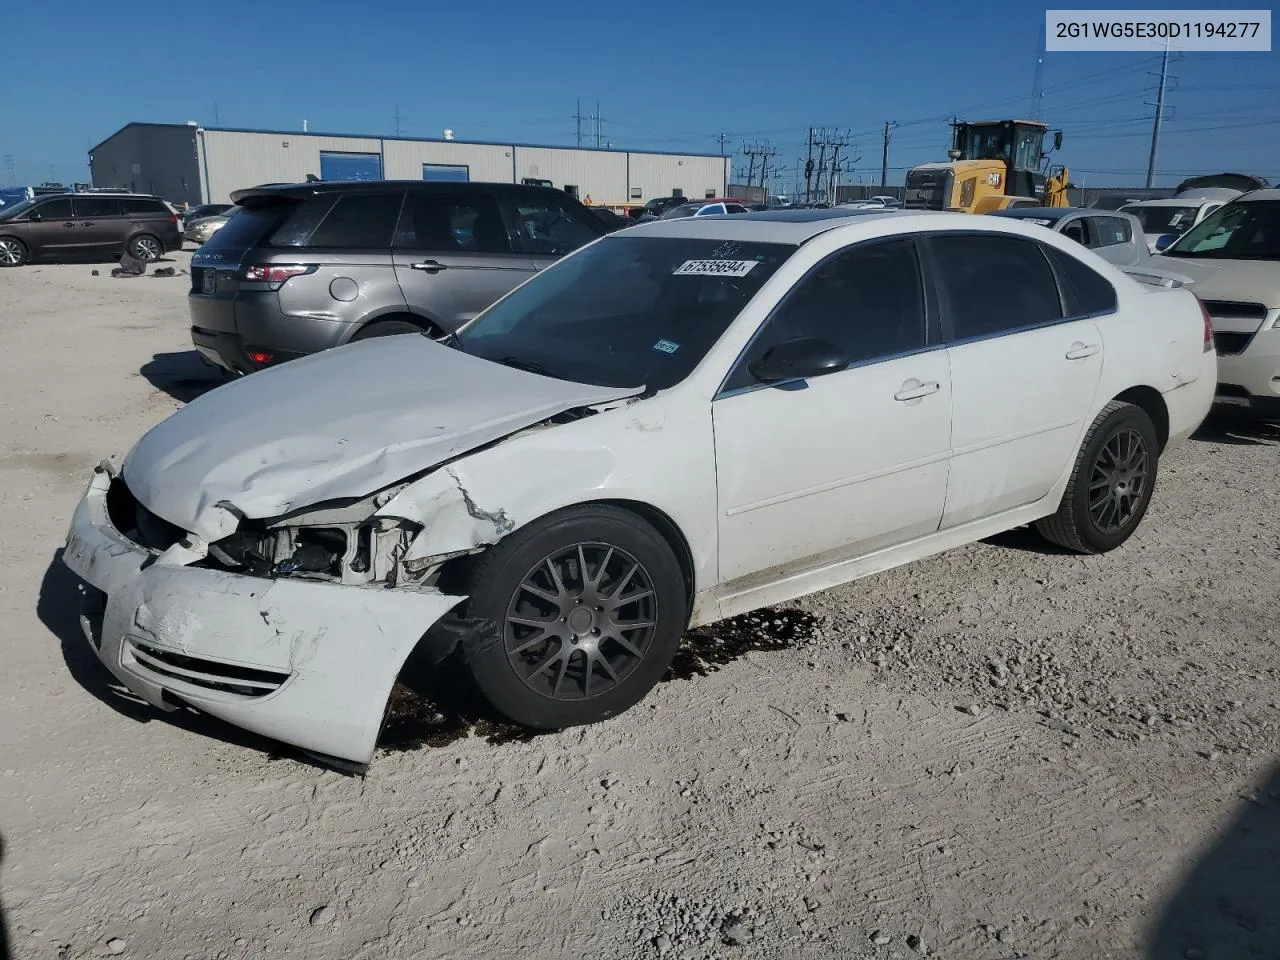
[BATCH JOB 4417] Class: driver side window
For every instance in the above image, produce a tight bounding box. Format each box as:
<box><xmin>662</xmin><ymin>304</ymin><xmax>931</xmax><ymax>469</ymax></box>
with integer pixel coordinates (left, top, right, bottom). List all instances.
<box><xmin>724</xmin><ymin>238</ymin><xmax>927</xmax><ymax>392</ymax></box>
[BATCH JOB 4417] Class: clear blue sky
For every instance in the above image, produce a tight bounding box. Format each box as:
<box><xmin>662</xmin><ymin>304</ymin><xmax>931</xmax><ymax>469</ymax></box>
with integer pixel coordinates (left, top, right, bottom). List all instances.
<box><xmin>4</xmin><ymin>0</ymin><xmax>1278</xmax><ymax>191</ymax></box>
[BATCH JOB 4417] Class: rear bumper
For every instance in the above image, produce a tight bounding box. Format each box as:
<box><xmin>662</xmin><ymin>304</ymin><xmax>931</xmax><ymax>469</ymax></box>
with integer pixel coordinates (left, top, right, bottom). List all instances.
<box><xmin>61</xmin><ymin>461</ymin><xmax>466</xmax><ymax>765</ymax></box>
<box><xmin>188</xmin><ymin>290</ymin><xmax>351</xmax><ymax>373</ymax></box>
<box><xmin>1165</xmin><ymin>348</ymin><xmax>1218</xmax><ymax>447</ymax></box>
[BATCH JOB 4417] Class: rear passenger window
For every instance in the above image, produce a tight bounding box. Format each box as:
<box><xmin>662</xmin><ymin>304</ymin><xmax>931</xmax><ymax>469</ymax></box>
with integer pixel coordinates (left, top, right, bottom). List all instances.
<box><xmin>930</xmin><ymin>234</ymin><xmax>1063</xmax><ymax>340</ymax></box>
<box><xmin>273</xmin><ymin>193</ymin><xmax>403</xmax><ymax>249</ymax></box>
<box><xmin>1044</xmin><ymin>245</ymin><xmax>1118</xmax><ymax>317</ymax></box>
<box><xmin>727</xmin><ymin>238</ymin><xmax>925</xmax><ymax>391</ymax></box>
<box><xmin>394</xmin><ymin>192</ymin><xmax>513</xmax><ymax>254</ymax></box>
<box><xmin>73</xmin><ymin>197</ymin><xmax>121</xmax><ymax>218</ymax></box>
<box><xmin>1088</xmin><ymin>216</ymin><xmax>1131</xmax><ymax>247</ymax></box>
<box><xmin>512</xmin><ymin>193</ymin><xmax>604</xmax><ymax>255</ymax></box>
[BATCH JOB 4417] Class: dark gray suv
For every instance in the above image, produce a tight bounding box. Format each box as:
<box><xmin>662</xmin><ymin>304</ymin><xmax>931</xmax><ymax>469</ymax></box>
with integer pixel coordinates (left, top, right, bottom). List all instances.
<box><xmin>0</xmin><ymin>193</ymin><xmax>181</xmax><ymax>266</ymax></box>
<box><xmin>188</xmin><ymin>180</ymin><xmax>608</xmax><ymax>373</ymax></box>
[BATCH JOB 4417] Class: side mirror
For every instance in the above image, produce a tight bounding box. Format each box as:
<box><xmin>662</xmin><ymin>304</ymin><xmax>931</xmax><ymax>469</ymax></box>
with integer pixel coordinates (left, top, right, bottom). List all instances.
<box><xmin>748</xmin><ymin>337</ymin><xmax>849</xmax><ymax>384</ymax></box>
<box><xmin>1154</xmin><ymin>234</ymin><xmax>1176</xmax><ymax>252</ymax></box>
<box><xmin>1053</xmin><ymin>131</ymin><xmax>1064</xmax><ymax>151</ymax></box>
<box><xmin>27</xmin><ymin>211</ymin><xmax>41</xmax><ymax>222</ymax></box>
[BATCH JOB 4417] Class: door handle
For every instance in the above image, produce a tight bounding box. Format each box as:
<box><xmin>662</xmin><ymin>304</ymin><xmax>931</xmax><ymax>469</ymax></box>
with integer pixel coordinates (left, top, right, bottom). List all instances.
<box><xmin>411</xmin><ymin>260</ymin><xmax>448</xmax><ymax>273</ymax></box>
<box><xmin>894</xmin><ymin>379</ymin><xmax>941</xmax><ymax>402</ymax></box>
<box><xmin>1065</xmin><ymin>342</ymin><xmax>1100</xmax><ymax>360</ymax></box>
<box><xmin>81</xmin><ymin>221</ymin><xmax>94</xmax><ymax>227</ymax></box>
<box><xmin>63</xmin><ymin>222</ymin><xmax>77</xmax><ymax>228</ymax></box>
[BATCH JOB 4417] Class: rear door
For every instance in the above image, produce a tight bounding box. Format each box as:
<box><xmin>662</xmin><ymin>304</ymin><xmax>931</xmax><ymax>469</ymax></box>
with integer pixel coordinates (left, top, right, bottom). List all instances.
<box><xmin>392</xmin><ymin>188</ymin><xmax>535</xmax><ymax>333</ymax></box>
<box><xmin>71</xmin><ymin>196</ymin><xmax>125</xmax><ymax>254</ymax></box>
<box><xmin>506</xmin><ymin>189</ymin><xmax>608</xmax><ymax>272</ymax></box>
<box><xmin>928</xmin><ymin>232</ymin><xmax>1106</xmax><ymax>528</ymax></box>
<box><xmin>23</xmin><ymin>197</ymin><xmax>77</xmax><ymax>256</ymax></box>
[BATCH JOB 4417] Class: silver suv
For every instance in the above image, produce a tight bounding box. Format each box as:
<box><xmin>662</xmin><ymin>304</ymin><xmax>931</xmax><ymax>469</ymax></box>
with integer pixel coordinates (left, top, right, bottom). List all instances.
<box><xmin>188</xmin><ymin>181</ymin><xmax>607</xmax><ymax>373</ymax></box>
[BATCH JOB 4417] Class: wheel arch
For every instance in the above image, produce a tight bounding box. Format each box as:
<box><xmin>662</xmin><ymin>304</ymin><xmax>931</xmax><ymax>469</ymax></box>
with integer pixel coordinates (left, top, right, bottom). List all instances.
<box><xmin>1111</xmin><ymin>385</ymin><xmax>1169</xmax><ymax>451</ymax></box>
<box><xmin>344</xmin><ymin>310</ymin><xmax>444</xmax><ymax>343</ymax></box>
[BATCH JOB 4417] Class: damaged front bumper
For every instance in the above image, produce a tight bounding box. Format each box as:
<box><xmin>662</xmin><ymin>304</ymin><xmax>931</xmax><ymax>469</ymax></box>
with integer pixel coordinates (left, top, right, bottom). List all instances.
<box><xmin>61</xmin><ymin>461</ymin><xmax>466</xmax><ymax>765</ymax></box>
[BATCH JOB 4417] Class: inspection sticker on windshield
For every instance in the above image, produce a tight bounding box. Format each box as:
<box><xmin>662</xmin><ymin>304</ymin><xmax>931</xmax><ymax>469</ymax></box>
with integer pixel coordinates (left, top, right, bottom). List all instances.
<box><xmin>673</xmin><ymin>259</ymin><xmax>759</xmax><ymax>277</ymax></box>
<box><xmin>652</xmin><ymin>339</ymin><xmax>680</xmax><ymax>354</ymax></box>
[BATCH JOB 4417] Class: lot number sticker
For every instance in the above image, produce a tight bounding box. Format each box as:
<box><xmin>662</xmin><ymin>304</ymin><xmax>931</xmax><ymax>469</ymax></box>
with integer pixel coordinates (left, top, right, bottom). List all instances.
<box><xmin>673</xmin><ymin>259</ymin><xmax>759</xmax><ymax>277</ymax></box>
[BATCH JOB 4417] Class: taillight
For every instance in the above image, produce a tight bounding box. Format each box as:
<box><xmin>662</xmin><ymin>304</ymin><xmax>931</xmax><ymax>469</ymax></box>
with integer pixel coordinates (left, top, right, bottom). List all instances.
<box><xmin>242</xmin><ymin>264</ymin><xmax>315</xmax><ymax>284</ymax></box>
<box><xmin>168</xmin><ymin>215</ymin><xmax>179</xmax><ymax>225</ymax></box>
<box><xmin>1195</xmin><ymin>295</ymin><xmax>1214</xmax><ymax>352</ymax></box>
<box><xmin>247</xmin><ymin>350</ymin><xmax>274</xmax><ymax>365</ymax></box>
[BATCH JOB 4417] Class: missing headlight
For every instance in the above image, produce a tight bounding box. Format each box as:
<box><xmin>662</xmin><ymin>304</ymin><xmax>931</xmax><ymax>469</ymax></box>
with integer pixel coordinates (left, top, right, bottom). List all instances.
<box><xmin>274</xmin><ymin>529</ymin><xmax>346</xmax><ymax>577</ymax></box>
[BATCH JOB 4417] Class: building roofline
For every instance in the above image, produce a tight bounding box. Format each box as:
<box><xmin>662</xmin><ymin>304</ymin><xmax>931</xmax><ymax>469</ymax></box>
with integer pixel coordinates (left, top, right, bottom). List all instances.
<box><xmin>87</xmin><ymin>122</ymin><xmax>729</xmax><ymax>161</ymax></box>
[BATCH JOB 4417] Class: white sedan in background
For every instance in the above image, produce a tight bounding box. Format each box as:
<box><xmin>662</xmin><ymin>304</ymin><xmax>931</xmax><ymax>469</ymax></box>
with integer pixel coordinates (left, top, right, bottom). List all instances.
<box><xmin>62</xmin><ymin>209</ymin><xmax>1215</xmax><ymax>766</ymax></box>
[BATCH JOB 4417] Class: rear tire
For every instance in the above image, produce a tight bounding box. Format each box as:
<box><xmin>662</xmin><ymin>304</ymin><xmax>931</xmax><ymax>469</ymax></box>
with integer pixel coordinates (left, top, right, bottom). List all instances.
<box><xmin>1035</xmin><ymin>400</ymin><xmax>1159</xmax><ymax>554</ymax></box>
<box><xmin>128</xmin><ymin>234</ymin><xmax>162</xmax><ymax>262</ymax></box>
<box><xmin>351</xmin><ymin>318</ymin><xmax>435</xmax><ymax>340</ymax></box>
<box><xmin>461</xmin><ymin>505</ymin><xmax>688</xmax><ymax>730</ymax></box>
<box><xmin>0</xmin><ymin>236</ymin><xmax>28</xmax><ymax>267</ymax></box>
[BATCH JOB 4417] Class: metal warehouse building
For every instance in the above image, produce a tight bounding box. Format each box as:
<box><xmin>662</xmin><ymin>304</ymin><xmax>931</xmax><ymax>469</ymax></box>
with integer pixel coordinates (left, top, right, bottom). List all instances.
<box><xmin>89</xmin><ymin>122</ymin><xmax>729</xmax><ymax>208</ymax></box>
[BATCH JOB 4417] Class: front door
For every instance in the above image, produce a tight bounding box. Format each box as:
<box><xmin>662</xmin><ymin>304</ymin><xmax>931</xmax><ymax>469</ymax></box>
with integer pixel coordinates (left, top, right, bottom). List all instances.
<box><xmin>393</xmin><ymin>189</ymin><xmax>535</xmax><ymax>332</ymax></box>
<box><xmin>506</xmin><ymin>190</ymin><xmax>609</xmax><ymax>273</ymax></box>
<box><xmin>23</xmin><ymin>197</ymin><xmax>78</xmax><ymax>257</ymax></box>
<box><xmin>713</xmin><ymin>237</ymin><xmax>952</xmax><ymax>584</ymax></box>
<box><xmin>926</xmin><ymin>232</ymin><xmax>1105</xmax><ymax>528</ymax></box>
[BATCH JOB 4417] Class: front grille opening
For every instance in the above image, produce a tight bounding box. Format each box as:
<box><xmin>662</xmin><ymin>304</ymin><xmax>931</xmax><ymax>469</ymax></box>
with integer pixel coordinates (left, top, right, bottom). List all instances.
<box><xmin>128</xmin><ymin>640</ymin><xmax>288</xmax><ymax>698</ymax></box>
<box><xmin>1203</xmin><ymin>300</ymin><xmax>1268</xmax><ymax>321</ymax></box>
<box><xmin>1213</xmin><ymin>331</ymin><xmax>1254</xmax><ymax>357</ymax></box>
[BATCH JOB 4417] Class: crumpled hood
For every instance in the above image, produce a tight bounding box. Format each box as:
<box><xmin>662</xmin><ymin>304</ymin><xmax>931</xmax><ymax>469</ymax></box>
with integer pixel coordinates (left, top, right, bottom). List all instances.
<box><xmin>1149</xmin><ymin>256</ymin><xmax>1280</xmax><ymax>307</ymax></box>
<box><xmin>123</xmin><ymin>336</ymin><xmax>640</xmax><ymax>539</ymax></box>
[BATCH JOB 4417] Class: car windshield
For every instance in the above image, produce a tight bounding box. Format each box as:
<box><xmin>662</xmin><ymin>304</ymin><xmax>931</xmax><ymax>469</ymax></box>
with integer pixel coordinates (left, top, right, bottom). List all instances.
<box><xmin>1163</xmin><ymin>200</ymin><xmax>1280</xmax><ymax>260</ymax></box>
<box><xmin>0</xmin><ymin>198</ymin><xmax>36</xmax><ymax>221</ymax></box>
<box><xmin>1123</xmin><ymin>204</ymin><xmax>1199</xmax><ymax>233</ymax></box>
<box><xmin>456</xmin><ymin>235</ymin><xmax>795</xmax><ymax>391</ymax></box>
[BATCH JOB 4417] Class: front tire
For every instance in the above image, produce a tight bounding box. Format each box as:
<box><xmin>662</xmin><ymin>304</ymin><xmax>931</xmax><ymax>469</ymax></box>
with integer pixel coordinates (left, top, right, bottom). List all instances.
<box><xmin>0</xmin><ymin>236</ymin><xmax>28</xmax><ymax>267</ymax></box>
<box><xmin>1036</xmin><ymin>400</ymin><xmax>1159</xmax><ymax>554</ymax></box>
<box><xmin>461</xmin><ymin>505</ymin><xmax>687</xmax><ymax>729</ymax></box>
<box><xmin>128</xmin><ymin>234</ymin><xmax>162</xmax><ymax>262</ymax></box>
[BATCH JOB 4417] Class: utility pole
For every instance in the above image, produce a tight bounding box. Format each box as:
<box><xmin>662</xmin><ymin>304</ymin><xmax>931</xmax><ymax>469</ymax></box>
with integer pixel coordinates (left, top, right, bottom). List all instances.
<box><xmin>575</xmin><ymin>100</ymin><xmax>584</xmax><ymax>147</ymax></box>
<box><xmin>717</xmin><ymin>132</ymin><xmax>728</xmax><ymax>157</ymax></box>
<box><xmin>880</xmin><ymin>121</ymin><xmax>898</xmax><ymax>187</ymax></box>
<box><xmin>393</xmin><ymin>104</ymin><xmax>404</xmax><ymax>137</ymax></box>
<box><xmin>594</xmin><ymin>102</ymin><xmax>603</xmax><ymax>149</ymax></box>
<box><xmin>814</xmin><ymin>130</ymin><xmax>829</xmax><ymax>202</ymax></box>
<box><xmin>3</xmin><ymin>154</ymin><xmax>14</xmax><ymax>187</ymax></box>
<box><xmin>804</xmin><ymin>128</ymin><xmax>814</xmax><ymax>203</ymax></box>
<box><xmin>1029</xmin><ymin>28</ymin><xmax>1046</xmax><ymax>120</ymax></box>
<box><xmin>213</xmin><ymin>102</ymin><xmax>221</xmax><ymax>126</ymax></box>
<box><xmin>743</xmin><ymin>143</ymin><xmax>758</xmax><ymax>187</ymax></box>
<box><xmin>1145</xmin><ymin>41</ymin><xmax>1172</xmax><ymax>188</ymax></box>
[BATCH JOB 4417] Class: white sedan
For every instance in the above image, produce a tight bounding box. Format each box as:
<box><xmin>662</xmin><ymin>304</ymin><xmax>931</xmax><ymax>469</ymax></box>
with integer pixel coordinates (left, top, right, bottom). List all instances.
<box><xmin>62</xmin><ymin>210</ymin><xmax>1216</xmax><ymax>766</ymax></box>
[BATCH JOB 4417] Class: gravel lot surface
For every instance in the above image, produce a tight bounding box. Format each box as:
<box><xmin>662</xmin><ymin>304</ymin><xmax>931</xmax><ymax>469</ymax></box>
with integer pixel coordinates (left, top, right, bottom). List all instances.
<box><xmin>1</xmin><ymin>253</ymin><xmax>1278</xmax><ymax>960</ymax></box>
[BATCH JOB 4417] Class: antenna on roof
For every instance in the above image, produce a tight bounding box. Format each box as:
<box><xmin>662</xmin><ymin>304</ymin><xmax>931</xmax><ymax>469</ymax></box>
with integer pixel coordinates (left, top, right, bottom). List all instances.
<box><xmin>303</xmin><ymin>120</ymin><xmax>309</xmax><ymax>133</ymax></box>
<box><xmin>443</xmin><ymin>128</ymin><xmax>455</xmax><ymax>141</ymax></box>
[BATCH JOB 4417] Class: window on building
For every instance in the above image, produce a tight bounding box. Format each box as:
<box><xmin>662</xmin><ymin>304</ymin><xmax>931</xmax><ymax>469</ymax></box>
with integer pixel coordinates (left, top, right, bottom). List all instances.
<box><xmin>423</xmin><ymin>164</ymin><xmax>470</xmax><ymax>183</ymax></box>
<box><xmin>563</xmin><ymin>185</ymin><xmax>580</xmax><ymax>199</ymax></box>
<box><xmin>672</xmin><ymin>188</ymin><xmax>684</xmax><ymax>199</ymax></box>
<box><xmin>630</xmin><ymin>187</ymin><xmax>642</xmax><ymax>199</ymax></box>
<box><xmin>704</xmin><ymin>189</ymin><xmax>716</xmax><ymax>198</ymax></box>
<box><xmin>318</xmin><ymin>151</ymin><xmax>383</xmax><ymax>182</ymax></box>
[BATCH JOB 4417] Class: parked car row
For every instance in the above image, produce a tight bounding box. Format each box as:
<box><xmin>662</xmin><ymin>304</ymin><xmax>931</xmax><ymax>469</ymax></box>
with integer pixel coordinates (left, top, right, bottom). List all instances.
<box><xmin>64</xmin><ymin>204</ymin><xmax>1217</xmax><ymax>766</ymax></box>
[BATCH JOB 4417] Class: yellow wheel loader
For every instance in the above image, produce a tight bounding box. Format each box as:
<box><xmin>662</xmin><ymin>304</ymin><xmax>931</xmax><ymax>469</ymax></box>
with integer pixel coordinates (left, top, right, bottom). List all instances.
<box><xmin>904</xmin><ymin>120</ymin><xmax>1070</xmax><ymax>214</ymax></box>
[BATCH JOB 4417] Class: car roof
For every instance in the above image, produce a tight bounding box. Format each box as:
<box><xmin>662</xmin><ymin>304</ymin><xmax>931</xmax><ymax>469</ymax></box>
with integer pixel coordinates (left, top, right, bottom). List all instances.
<box><xmin>1122</xmin><ymin>196</ymin><xmax>1224</xmax><ymax>208</ymax></box>
<box><xmin>623</xmin><ymin>208</ymin><xmax>940</xmax><ymax>243</ymax></box>
<box><xmin>230</xmin><ymin>179</ymin><xmax>574</xmax><ymax>203</ymax></box>
<box><xmin>1232</xmin><ymin>188</ymin><xmax>1280</xmax><ymax>202</ymax></box>
<box><xmin>990</xmin><ymin>207</ymin><xmax>1090</xmax><ymax>221</ymax></box>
